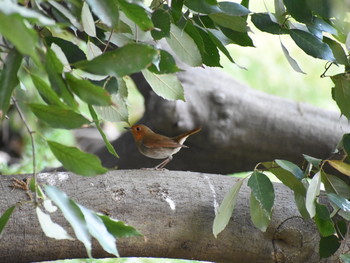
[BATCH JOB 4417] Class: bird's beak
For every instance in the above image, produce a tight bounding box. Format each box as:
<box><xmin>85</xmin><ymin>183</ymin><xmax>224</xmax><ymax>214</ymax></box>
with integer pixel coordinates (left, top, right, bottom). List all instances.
<box><xmin>124</xmin><ymin>127</ymin><xmax>131</xmax><ymax>131</ymax></box>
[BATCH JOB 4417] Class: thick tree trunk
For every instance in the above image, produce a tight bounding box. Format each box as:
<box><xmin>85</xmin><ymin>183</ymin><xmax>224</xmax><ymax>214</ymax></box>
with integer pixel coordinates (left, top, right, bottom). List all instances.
<box><xmin>0</xmin><ymin>171</ymin><xmax>343</xmax><ymax>263</ymax></box>
<box><xmin>96</xmin><ymin>67</ymin><xmax>349</xmax><ymax>173</ymax></box>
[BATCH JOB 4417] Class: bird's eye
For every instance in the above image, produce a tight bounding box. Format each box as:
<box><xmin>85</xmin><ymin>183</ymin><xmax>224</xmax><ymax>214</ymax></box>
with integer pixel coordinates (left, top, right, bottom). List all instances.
<box><xmin>136</xmin><ymin>127</ymin><xmax>141</xmax><ymax>131</ymax></box>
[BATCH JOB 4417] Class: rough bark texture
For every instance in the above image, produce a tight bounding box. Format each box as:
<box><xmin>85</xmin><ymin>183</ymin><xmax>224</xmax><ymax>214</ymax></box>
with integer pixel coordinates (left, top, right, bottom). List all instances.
<box><xmin>0</xmin><ymin>170</ymin><xmax>344</xmax><ymax>263</ymax></box>
<box><xmin>96</xmin><ymin>67</ymin><xmax>349</xmax><ymax>173</ymax></box>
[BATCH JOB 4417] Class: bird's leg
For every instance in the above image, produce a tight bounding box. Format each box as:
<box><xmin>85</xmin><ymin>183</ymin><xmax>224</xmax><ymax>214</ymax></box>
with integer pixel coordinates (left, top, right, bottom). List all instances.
<box><xmin>154</xmin><ymin>156</ymin><xmax>173</xmax><ymax>169</ymax></box>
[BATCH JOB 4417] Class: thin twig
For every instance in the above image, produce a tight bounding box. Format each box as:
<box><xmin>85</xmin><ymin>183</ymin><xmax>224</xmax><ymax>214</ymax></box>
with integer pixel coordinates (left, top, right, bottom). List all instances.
<box><xmin>11</xmin><ymin>97</ymin><xmax>38</xmax><ymax>204</ymax></box>
<box><xmin>103</xmin><ymin>28</ymin><xmax>114</xmax><ymax>53</ymax></box>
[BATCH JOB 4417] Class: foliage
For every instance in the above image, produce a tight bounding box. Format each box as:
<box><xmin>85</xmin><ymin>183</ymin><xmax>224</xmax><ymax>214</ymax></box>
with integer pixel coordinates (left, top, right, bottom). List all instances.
<box><xmin>0</xmin><ymin>0</ymin><xmax>350</xmax><ymax>261</ymax></box>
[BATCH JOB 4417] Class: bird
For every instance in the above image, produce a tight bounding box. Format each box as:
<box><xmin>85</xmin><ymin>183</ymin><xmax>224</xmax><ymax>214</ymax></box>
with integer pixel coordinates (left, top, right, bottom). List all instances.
<box><xmin>126</xmin><ymin>124</ymin><xmax>201</xmax><ymax>169</ymax></box>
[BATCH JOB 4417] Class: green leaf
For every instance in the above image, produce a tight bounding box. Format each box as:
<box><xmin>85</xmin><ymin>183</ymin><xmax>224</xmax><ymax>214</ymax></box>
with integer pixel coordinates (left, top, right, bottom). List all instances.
<box><xmin>328</xmin><ymin>193</ymin><xmax>350</xmax><ymax>212</ymax></box>
<box><xmin>97</xmin><ymin>214</ymin><xmax>142</xmax><ymax>238</ymax></box>
<box><xmin>250</xmin><ymin>192</ymin><xmax>271</xmax><ymax>232</ymax></box>
<box><xmin>45</xmin><ymin>185</ymin><xmax>92</xmax><ymax>258</ymax></box>
<box><xmin>148</xmin><ymin>50</ymin><xmax>182</xmax><ymax>74</ymax></box>
<box><xmin>331</xmin><ymin>73</ymin><xmax>350</xmax><ymax>119</ymax></box>
<box><xmin>119</xmin><ymin>0</ymin><xmax>153</xmax><ymax>31</ymax></box>
<box><xmin>151</xmin><ymin>9</ymin><xmax>171</xmax><ymax>40</ymax></box>
<box><xmin>321</xmin><ymin>171</ymin><xmax>350</xmax><ymax>199</ymax></box>
<box><xmin>82</xmin><ymin>1</ymin><xmax>96</xmax><ymax>37</ymax></box>
<box><xmin>343</xmin><ymin>134</ymin><xmax>350</xmax><ymax>156</ymax></box>
<box><xmin>89</xmin><ymin>105</ymin><xmax>119</xmax><ymax>159</ymax></box>
<box><xmin>307</xmin><ymin>0</ymin><xmax>333</xmax><ymax>18</ymax></box>
<box><xmin>247</xmin><ymin>171</ymin><xmax>275</xmax><ymax>218</ymax></box>
<box><xmin>85</xmin><ymin>0</ymin><xmax>119</xmax><ymax>28</ymax></box>
<box><xmin>319</xmin><ymin>235</ymin><xmax>340</xmax><ymax>258</ymax></box>
<box><xmin>305</xmin><ymin>172</ymin><xmax>321</xmax><ymax>218</ymax></box>
<box><xmin>213</xmin><ymin>178</ymin><xmax>245</xmax><ymax>237</ymax></box>
<box><xmin>0</xmin><ymin>48</ymin><xmax>22</xmax><ymax>116</ymax></box>
<box><xmin>77</xmin><ymin>204</ymin><xmax>119</xmax><ymax>257</ymax></box>
<box><xmin>327</xmin><ymin>160</ymin><xmax>350</xmax><ymax>177</ymax></box>
<box><xmin>340</xmin><ymin>254</ymin><xmax>350</xmax><ymax>263</ymax></box>
<box><xmin>196</xmin><ymin>27</ymin><xmax>221</xmax><ymax>67</ymax></box>
<box><xmin>45</xmin><ymin>37</ymin><xmax>86</xmax><ymax>64</ymax></box>
<box><xmin>29</xmin><ymin>104</ymin><xmax>90</xmax><ymax>129</ymax></box>
<box><xmin>184</xmin><ymin>0</ymin><xmax>221</xmax><ymax>14</ymax></box>
<box><xmin>49</xmin><ymin>1</ymin><xmax>82</xmax><ymax>30</ymax></box>
<box><xmin>220</xmin><ymin>27</ymin><xmax>254</xmax><ymax>46</ymax></box>
<box><xmin>314</xmin><ymin>203</ymin><xmax>336</xmax><ymax>237</ymax></box>
<box><xmin>289</xmin><ymin>29</ymin><xmax>335</xmax><ymax>62</ymax></box>
<box><xmin>30</xmin><ymin>74</ymin><xmax>67</xmax><ymax>108</ymax></box>
<box><xmin>74</xmin><ymin>43</ymin><xmax>158</xmax><ymax>77</ymax></box>
<box><xmin>36</xmin><ymin>207</ymin><xmax>74</xmax><ymax>240</ymax></box>
<box><xmin>303</xmin><ymin>154</ymin><xmax>322</xmax><ymax>168</ymax></box>
<box><xmin>0</xmin><ymin>206</ymin><xmax>16</xmax><ymax>236</ymax></box>
<box><xmin>283</xmin><ymin>0</ymin><xmax>312</xmax><ymax>23</ymax></box>
<box><xmin>219</xmin><ymin>1</ymin><xmax>250</xmax><ymax>16</ymax></box>
<box><xmin>207</xmin><ymin>30</ymin><xmax>235</xmax><ymax>63</ymax></box>
<box><xmin>65</xmin><ymin>73</ymin><xmax>112</xmax><ymax>106</ymax></box>
<box><xmin>45</xmin><ymin>48</ymin><xmax>76</xmax><ymax>108</ymax></box>
<box><xmin>142</xmin><ymin>69</ymin><xmax>185</xmax><ymax>101</ymax></box>
<box><xmin>251</xmin><ymin>13</ymin><xmax>287</xmax><ymax>35</ymax></box>
<box><xmin>209</xmin><ymin>13</ymin><xmax>248</xmax><ymax>32</ymax></box>
<box><xmin>47</xmin><ymin>141</ymin><xmax>108</xmax><ymax>176</ymax></box>
<box><xmin>294</xmin><ymin>192</ymin><xmax>310</xmax><ymax>219</ymax></box>
<box><xmin>280</xmin><ymin>40</ymin><xmax>305</xmax><ymax>74</ymax></box>
<box><xmin>275</xmin><ymin>159</ymin><xmax>304</xmax><ymax>180</ymax></box>
<box><xmin>335</xmin><ymin>220</ymin><xmax>347</xmax><ymax>240</ymax></box>
<box><xmin>0</xmin><ymin>11</ymin><xmax>38</xmax><ymax>62</ymax></box>
<box><xmin>166</xmin><ymin>24</ymin><xmax>202</xmax><ymax>67</ymax></box>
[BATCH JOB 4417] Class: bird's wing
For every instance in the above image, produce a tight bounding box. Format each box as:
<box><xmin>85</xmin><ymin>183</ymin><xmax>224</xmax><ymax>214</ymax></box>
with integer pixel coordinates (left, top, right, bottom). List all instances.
<box><xmin>142</xmin><ymin>135</ymin><xmax>186</xmax><ymax>148</ymax></box>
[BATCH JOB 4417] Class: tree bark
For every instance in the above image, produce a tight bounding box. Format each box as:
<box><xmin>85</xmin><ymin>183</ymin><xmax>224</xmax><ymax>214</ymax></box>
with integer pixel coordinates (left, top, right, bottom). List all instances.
<box><xmin>96</xmin><ymin>67</ymin><xmax>349</xmax><ymax>173</ymax></box>
<box><xmin>0</xmin><ymin>171</ymin><xmax>343</xmax><ymax>263</ymax></box>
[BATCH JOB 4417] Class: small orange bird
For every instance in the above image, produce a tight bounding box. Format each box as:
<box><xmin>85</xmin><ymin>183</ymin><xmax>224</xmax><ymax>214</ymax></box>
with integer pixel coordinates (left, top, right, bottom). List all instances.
<box><xmin>126</xmin><ymin>124</ymin><xmax>201</xmax><ymax>169</ymax></box>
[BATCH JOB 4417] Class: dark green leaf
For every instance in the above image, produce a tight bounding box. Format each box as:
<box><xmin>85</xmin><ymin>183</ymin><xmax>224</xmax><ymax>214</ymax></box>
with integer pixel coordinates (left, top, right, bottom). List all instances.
<box><xmin>74</xmin><ymin>43</ymin><xmax>158</xmax><ymax>77</ymax></box>
<box><xmin>89</xmin><ymin>105</ymin><xmax>119</xmax><ymax>159</ymax></box>
<box><xmin>311</xmin><ymin>18</ymin><xmax>337</xmax><ymax>35</ymax></box>
<box><xmin>303</xmin><ymin>154</ymin><xmax>322</xmax><ymax>168</ymax></box>
<box><xmin>331</xmin><ymin>73</ymin><xmax>350</xmax><ymax>119</ymax></box>
<box><xmin>0</xmin><ymin>49</ymin><xmax>22</xmax><ymax>116</ymax></box>
<box><xmin>47</xmin><ymin>141</ymin><xmax>108</xmax><ymax>176</ymax></box>
<box><xmin>29</xmin><ymin>104</ymin><xmax>90</xmax><ymax>129</ymax></box>
<box><xmin>314</xmin><ymin>203</ymin><xmax>336</xmax><ymax>237</ymax></box>
<box><xmin>240</xmin><ymin>0</ymin><xmax>249</xmax><ymax>8</ymax></box>
<box><xmin>196</xmin><ymin>27</ymin><xmax>221</xmax><ymax>67</ymax></box>
<box><xmin>213</xmin><ymin>178</ymin><xmax>245</xmax><ymax>237</ymax></box>
<box><xmin>307</xmin><ymin>0</ymin><xmax>333</xmax><ymax>18</ymax></box>
<box><xmin>77</xmin><ymin>204</ymin><xmax>119</xmax><ymax>257</ymax></box>
<box><xmin>86</xmin><ymin>0</ymin><xmax>119</xmax><ymax>27</ymax></box>
<box><xmin>247</xmin><ymin>171</ymin><xmax>275</xmax><ymax>217</ymax></box>
<box><xmin>220</xmin><ymin>27</ymin><xmax>254</xmax><ymax>46</ymax></box>
<box><xmin>218</xmin><ymin>1</ymin><xmax>250</xmax><ymax>16</ymax></box>
<box><xmin>250</xmin><ymin>193</ymin><xmax>270</xmax><ymax>232</ymax></box>
<box><xmin>0</xmin><ymin>206</ymin><xmax>16</xmax><ymax>236</ymax></box>
<box><xmin>323</xmin><ymin>37</ymin><xmax>348</xmax><ymax>66</ymax></box>
<box><xmin>321</xmin><ymin>171</ymin><xmax>350</xmax><ymax>199</ymax></box>
<box><xmin>289</xmin><ymin>29</ymin><xmax>335</xmax><ymax>62</ymax></box>
<box><xmin>209</xmin><ymin>13</ymin><xmax>248</xmax><ymax>32</ymax></box>
<box><xmin>184</xmin><ymin>0</ymin><xmax>221</xmax><ymax>14</ymax></box>
<box><xmin>207</xmin><ymin>30</ymin><xmax>235</xmax><ymax>63</ymax></box>
<box><xmin>151</xmin><ymin>9</ymin><xmax>171</xmax><ymax>40</ymax></box>
<box><xmin>66</xmin><ymin>74</ymin><xmax>112</xmax><ymax>106</ymax></box>
<box><xmin>327</xmin><ymin>193</ymin><xmax>350</xmax><ymax>212</ymax></box>
<box><xmin>97</xmin><ymin>214</ymin><xmax>142</xmax><ymax>238</ymax></box>
<box><xmin>148</xmin><ymin>50</ymin><xmax>182</xmax><ymax>74</ymax></box>
<box><xmin>343</xmin><ymin>134</ymin><xmax>350</xmax><ymax>156</ymax></box>
<box><xmin>335</xmin><ymin>220</ymin><xmax>347</xmax><ymax>240</ymax></box>
<box><xmin>275</xmin><ymin>159</ymin><xmax>304</xmax><ymax>180</ymax></box>
<box><xmin>31</xmin><ymin>74</ymin><xmax>67</xmax><ymax>108</ymax></box>
<box><xmin>294</xmin><ymin>192</ymin><xmax>310</xmax><ymax>219</ymax></box>
<box><xmin>44</xmin><ymin>185</ymin><xmax>92</xmax><ymax>258</ymax></box>
<box><xmin>0</xmin><ymin>12</ymin><xmax>38</xmax><ymax>62</ymax></box>
<box><xmin>45</xmin><ymin>48</ymin><xmax>76</xmax><ymax>108</ymax></box>
<box><xmin>119</xmin><ymin>0</ymin><xmax>153</xmax><ymax>31</ymax></box>
<box><xmin>251</xmin><ymin>13</ymin><xmax>288</xmax><ymax>34</ymax></box>
<box><xmin>319</xmin><ymin>235</ymin><xmax>340</xmax><ymax>258</ymax></box>
<box><xmin>45</xmin><ymin>37</ymin><xmax>86</xmax><ymax>64</ymax></box>
<box><xmin>284</xmin><ymin>0</ymin><xmax>312</xmax><ymax>23</ymax></box>
<box><xmin>193</xmin><ymin>15</ymin><xmax>216</xmax><ymax>28</ymax></box>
